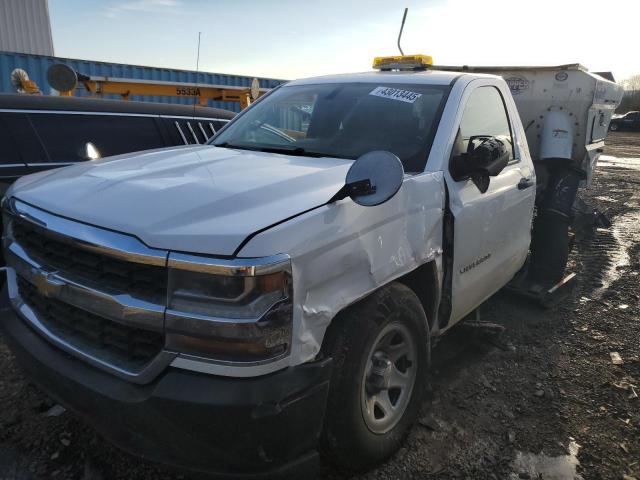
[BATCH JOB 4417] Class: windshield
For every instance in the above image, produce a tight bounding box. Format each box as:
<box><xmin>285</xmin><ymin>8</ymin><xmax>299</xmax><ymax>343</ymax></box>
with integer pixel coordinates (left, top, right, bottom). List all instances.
<box><xmin>211</xmin><ymin>82</ymin><xmax>450</xmax><ymax>173</ymax></box>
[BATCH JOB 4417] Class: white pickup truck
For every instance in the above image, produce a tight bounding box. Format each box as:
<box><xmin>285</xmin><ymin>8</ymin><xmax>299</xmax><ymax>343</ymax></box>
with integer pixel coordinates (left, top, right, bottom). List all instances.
<box><xmin>0</xmin><ymin>55</ymin><xmax>621</xmax><ymax>476</ymax></box>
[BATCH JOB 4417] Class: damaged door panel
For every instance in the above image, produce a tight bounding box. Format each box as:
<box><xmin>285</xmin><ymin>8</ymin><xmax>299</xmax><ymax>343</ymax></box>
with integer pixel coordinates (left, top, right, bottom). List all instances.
<box><xmin>441</xmin><ymin>80</ymin><xmax>536</xmax><ymax>325</ymax></box>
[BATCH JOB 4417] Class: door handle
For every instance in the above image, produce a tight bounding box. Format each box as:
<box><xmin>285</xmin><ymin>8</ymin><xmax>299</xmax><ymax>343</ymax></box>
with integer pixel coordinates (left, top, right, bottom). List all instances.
<box><xmin>517</xmin><ymin>178</ymin><xmax>534</xmax><ymax>190</ymax></box>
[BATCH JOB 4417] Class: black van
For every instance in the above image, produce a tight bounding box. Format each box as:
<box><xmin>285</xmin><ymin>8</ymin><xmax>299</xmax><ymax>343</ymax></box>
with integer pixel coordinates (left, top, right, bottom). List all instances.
<box><xmin>0</xmin><ymin>94</ymin><xmax>235</xmax><ymax>196</ymax></box>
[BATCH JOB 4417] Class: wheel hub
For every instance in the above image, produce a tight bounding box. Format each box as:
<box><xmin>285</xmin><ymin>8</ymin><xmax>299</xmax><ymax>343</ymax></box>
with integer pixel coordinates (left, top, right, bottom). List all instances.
<box><xmin>366</xmin><ymin>352</ymin><xmax>393</xmax><ymax>394</ymax></box>
<box><xmin>360</xmin><ymin>322</ymin><xmax>418</xmax><ymax>434</ymax></box>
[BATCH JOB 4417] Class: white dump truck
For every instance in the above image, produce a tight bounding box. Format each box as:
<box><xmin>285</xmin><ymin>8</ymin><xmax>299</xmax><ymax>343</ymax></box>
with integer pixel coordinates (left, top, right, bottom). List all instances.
<box><xmin>0</xmin><ymin>55</ymin><xmax>622</xmax><ymax>477</ymax></box>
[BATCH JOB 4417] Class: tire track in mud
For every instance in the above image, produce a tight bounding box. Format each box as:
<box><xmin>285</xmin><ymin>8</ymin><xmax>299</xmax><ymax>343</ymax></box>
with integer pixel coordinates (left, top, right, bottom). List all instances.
<box><xmin>575</xmin><ymin>227</ymin><xmax>620</xmax><ymax>295</ymax></box>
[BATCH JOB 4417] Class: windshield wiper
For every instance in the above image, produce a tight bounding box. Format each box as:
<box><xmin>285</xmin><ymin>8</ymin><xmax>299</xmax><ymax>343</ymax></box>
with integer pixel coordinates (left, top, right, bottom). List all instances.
<box><xmin>255</xmin><ymin>145</ymin><xmax>355</xmax><ymax>159</ymax></box>
<box><xmin>214</xmin><ymin>142</ymin><xmax>352</xmax><ymax>159</ymax></box>
<box><xmin>212</xmin><ymin>141</ymin><xmax>259</xmax><ymax>151</ymax></box>
<box><xmin>256</xmin><ymin>145</ymin><xmax>319</xmax><ymax>156</ymax></box>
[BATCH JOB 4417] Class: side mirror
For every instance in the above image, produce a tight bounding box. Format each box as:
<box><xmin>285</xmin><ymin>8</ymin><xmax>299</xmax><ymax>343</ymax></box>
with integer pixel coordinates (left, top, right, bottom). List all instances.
<box><xmin>450</xmin><ymin>136</ymin><xmax>510</xmax><ymax>193</ymax></box>
<box><xmin>330</xmin><ymin>151</ymin><xmax>404</xmax><ymax>206</ymax></box>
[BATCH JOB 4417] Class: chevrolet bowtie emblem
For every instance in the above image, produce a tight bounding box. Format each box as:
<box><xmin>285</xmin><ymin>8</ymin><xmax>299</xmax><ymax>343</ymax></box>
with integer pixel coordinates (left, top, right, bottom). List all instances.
<box><xmin>31</xmin><ymin>267</ymin><xmax>63</xmax><ymax>298</ymax></box>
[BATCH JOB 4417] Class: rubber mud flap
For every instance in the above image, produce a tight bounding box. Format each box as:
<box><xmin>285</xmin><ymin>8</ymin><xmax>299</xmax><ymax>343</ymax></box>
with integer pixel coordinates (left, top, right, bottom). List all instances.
<box><xmin>530</xmin><ymin>211</ymin><xmax>569</xmax><ymax>283</ymax></box>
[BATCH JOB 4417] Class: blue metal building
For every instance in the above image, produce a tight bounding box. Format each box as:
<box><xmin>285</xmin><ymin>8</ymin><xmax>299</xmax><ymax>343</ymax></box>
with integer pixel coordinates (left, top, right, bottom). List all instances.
<box><xmin>0</xmin><ymin>51</ymin><xmax>285</xmax><ymax>112</ymax></box>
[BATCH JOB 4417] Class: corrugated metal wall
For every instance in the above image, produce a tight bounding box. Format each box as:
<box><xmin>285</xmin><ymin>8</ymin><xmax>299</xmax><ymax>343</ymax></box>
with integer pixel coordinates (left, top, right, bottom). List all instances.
<box><xmin>0</xmin><ymin>51</ymin><xmax>285</xmax><ymax>112</ymax></box>
<box><xmin>0</xmin><ymin>0</ymin><xmax>54</xmax><ymax>56</ymax></box>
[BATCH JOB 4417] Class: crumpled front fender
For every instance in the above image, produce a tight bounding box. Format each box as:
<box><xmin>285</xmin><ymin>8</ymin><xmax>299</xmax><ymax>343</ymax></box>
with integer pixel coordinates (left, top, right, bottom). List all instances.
<box><xmin>239</xmin><ymin>171</ymin><xmax>446</xmax><ymax>367</ymax></box>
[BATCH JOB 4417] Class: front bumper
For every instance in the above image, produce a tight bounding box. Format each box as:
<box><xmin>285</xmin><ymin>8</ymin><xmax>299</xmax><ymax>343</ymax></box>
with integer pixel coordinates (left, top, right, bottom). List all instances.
<box><xmin>0</xmin><ymin>288</ymin><xmax>332</xmax><ymax>478</ymax></box>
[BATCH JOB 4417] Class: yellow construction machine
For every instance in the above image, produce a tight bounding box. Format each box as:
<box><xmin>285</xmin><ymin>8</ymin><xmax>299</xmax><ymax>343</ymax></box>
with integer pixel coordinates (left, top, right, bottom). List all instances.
<box><xmin>46</xmin><ymin>63</ymin><xmax>269</xmax><ymax>109</ymax></box>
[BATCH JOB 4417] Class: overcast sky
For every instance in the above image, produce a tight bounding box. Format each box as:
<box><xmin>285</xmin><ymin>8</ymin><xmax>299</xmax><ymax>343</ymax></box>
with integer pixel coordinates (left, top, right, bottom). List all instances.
<box><xmin>49</xmin><ymin>0</ymin><xmax>639</xmax><ymax>82</ymax></box>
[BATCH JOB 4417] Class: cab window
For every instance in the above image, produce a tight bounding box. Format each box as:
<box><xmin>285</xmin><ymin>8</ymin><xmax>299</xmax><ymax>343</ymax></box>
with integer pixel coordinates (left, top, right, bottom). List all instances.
<box><xmin>452</xmin><ymin>86</ymin><xmax>515</xmax><ymax>162</ymax></box>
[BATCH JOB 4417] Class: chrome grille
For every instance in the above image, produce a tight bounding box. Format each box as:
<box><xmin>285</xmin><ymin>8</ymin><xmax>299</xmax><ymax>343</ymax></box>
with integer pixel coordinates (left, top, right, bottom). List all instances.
<box><xmin>4</xmin><ymin>199</ymin><xmax>174</xmax><ymax>383</ymax></box>
<box><xmin>12</xmin><ymin>219</ymin><xmax>166</xmax><ymax>304</ymax></box>
<box><xmin>3</xmin><ymin>197</ymin><xmax>293</xmax><ymax>380</ymax></box>
<box><xmin>18</xmin><ymin>276</ymin><xmax>164</xmax><ymax>370</ymax></box>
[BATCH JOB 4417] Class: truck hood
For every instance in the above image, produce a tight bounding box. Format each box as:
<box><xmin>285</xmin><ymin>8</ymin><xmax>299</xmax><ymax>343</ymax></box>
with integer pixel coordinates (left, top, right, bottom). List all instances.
<box><xmin>11</xmin><ymin>145</ymin><xmax>353</xmax><ymax>256</ymax></box>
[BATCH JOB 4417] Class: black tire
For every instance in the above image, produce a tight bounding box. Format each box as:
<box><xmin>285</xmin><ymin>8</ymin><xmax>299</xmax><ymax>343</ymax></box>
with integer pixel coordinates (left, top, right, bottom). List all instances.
<box><xmin>610</xmin><ymin>122</ymin><xmax>619</xmax><ymax>131</ymax></box>
<box><xmin>320</xmin><ymin>282</ymin><xmax>430</xmax><ymax>471</ymax></box>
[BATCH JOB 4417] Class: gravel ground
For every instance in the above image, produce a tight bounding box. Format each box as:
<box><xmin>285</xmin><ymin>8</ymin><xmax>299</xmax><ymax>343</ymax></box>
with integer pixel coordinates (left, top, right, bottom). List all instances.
<box><xmin>1</xmin><ymin>132</ymin><xmax>639</xmax><ymax>480</ymax></box>
<box><xmin>602</xmin><ymin>131</ymin><xmax>640</xmax><ymax>158</ymax></box>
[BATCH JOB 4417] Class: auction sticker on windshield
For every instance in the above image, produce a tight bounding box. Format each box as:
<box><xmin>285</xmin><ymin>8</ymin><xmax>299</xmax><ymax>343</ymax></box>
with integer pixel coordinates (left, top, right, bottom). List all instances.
<box><xmin>370</xmin><ymin>86</ymin><xmax>422</xmax><ymax>103</ymax></box>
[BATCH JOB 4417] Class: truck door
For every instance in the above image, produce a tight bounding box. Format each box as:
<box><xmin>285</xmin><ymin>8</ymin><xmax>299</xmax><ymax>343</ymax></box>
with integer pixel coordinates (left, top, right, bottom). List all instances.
<box><xmin>445</xmin><ymin>82</ymin><xmax>535</xmax><ymax>323</ymax></box>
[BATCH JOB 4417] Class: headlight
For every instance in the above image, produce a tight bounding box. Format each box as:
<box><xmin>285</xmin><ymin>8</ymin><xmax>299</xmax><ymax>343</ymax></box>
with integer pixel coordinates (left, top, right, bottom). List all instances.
<box><xmin>165</xmin><ymin>252</ymin><xmax>292</xmax><ymax>364</ymax></box>
<box><xmin>168</xmin><ymin>269</ymin><xmax>286</xmax><ymax>319</ymax></box>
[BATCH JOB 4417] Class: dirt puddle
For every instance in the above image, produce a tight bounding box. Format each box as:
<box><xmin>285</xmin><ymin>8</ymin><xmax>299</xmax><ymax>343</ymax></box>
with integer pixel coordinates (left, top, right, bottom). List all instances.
<box><xmin>592</xmin><ymin>208</ymin><xmax>640</xmax><ymax>297</ymax></box>
<box><xmin>510</xmin><ymin>440</ymin><xmax>583</xmax><ymax>480</ymax></box>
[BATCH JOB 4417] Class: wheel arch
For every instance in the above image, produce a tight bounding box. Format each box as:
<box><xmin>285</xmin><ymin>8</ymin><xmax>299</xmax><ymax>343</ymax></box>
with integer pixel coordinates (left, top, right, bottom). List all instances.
<box><xmin>318</xmin><ymin>260</ymin><xmax>440</xmax><ymax>358</ymax></box>
<box><xmin>394</xmin><ymin>260</ymin><xmax>440</xmax><ymax>330</ymax></box>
